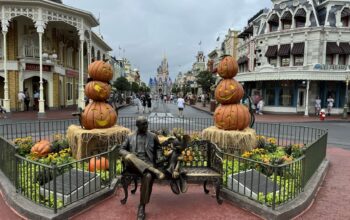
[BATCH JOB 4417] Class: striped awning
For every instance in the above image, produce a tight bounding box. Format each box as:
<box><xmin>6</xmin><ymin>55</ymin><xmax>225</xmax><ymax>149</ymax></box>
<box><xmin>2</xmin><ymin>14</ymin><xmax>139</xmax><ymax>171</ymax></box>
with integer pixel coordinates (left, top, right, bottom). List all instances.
<box><xmin>277</xmin><ymin>44</ymin><xmax>291</xmax><ymax>57</ymax></box>
<box><xmin>339</xmin><ymin>42</ymin><xmax>350</xmax><ymax>55</ymax></box>
<box><xmin>291</xmin><ymin>42</ymin><xmax>305</xmax><ymax>55</ymax></box>
<box><xmin>327</xmin><ymin>42</ymin><xmax>343</xmax><ymax>55</ymax></box>
<box><xmin>281</xmin><ymin>12</ymin><xmax>292</xmax><ymax>21</ymax></box>
<box><xmin>265</xmin><ymin>45</ymin><xmax>278</xmax><ymax>58</ymax></box>
<box><xmin>295</xmin><ymin>9</ymin><xmax>306</xmax><ymax>18</ymax></box>
<box><xmin>268</xmin><ymin>14</ymin><xmax>279</xmax><ymax>24</ymax></box>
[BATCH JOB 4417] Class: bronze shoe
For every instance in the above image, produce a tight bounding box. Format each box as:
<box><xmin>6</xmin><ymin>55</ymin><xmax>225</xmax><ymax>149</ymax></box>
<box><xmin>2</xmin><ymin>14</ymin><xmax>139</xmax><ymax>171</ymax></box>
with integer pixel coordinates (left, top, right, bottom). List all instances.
<box><xmin>170</xmin><ymin>180</ymin><xmax>180</xmax><ymax>195</ymax></box>
<box><xmin>137</xmin><ymin>204</ymin><xmax>145</xmax><ymax>220</ymax></box>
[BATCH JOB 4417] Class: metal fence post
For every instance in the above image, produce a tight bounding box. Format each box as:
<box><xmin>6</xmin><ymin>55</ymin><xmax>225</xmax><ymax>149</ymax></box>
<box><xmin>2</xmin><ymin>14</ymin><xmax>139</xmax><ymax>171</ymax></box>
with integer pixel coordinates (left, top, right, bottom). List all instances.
<box><xmin>272</xmin><ymin>166</ymin><xmax>277</xmax><ymax>210</ymax></box>
<box><xmin>52</xmin><ymin>164</ymin><xmax>57</xmax><ymax>213</ymax></box>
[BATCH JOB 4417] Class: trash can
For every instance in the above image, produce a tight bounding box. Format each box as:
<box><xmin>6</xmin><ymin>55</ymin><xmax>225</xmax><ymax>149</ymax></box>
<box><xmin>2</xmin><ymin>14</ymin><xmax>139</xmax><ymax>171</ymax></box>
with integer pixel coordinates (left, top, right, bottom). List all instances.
<box><xmin>210</xmin><ymin>100</ymin><xmax>216</xmax><ymax>112</ymax></box>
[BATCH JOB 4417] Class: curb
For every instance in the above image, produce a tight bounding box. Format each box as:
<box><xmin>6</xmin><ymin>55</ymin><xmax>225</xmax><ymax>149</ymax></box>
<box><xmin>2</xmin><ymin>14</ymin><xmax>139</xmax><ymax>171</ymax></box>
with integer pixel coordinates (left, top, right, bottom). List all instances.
<box><xmin>190</xmin><ymin>105</ymin><xmax>214</xmax><ymax>115</ymax></box>
<box><xmin>0</xmin><ymin>169</ymin><xmax>119</xmax><ymax>220</ymax></box>
<box><xmin>221</xmin><ymin>159</ymin><xmax>329</xmax><ymax>220</ymax></box>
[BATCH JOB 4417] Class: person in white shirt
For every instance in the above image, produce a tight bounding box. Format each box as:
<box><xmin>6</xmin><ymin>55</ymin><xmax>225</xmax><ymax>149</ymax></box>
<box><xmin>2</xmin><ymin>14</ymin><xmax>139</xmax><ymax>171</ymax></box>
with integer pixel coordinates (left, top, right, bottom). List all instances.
<box><xmin>327</xmin><ymin>95</ymin><xmax>335</xmax><ymax>116</ymax></box>
<box><xmin>17</xmin><ymin>91</ymin><xmax>26</xmax><ymax>111</ymax></box>
<box><xmin>257</xmin><ymin>98</ymin><xmax>264</xmax><ymax>115</ymax></box>
<box><xmin>315</xmin><ymin>96</ymin><xmax>321</xmax><ymax>116</ymax></box>
<box><xmin>177</xmin><ymin>96</ymin><xmax>185</xmax><ymax>117</ymax></box>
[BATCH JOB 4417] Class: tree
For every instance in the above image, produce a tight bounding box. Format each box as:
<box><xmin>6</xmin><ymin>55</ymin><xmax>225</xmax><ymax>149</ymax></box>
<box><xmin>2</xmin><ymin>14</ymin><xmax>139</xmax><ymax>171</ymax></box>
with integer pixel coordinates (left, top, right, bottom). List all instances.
<box><xmin>131</xmin><ymin>82</ymin><xmax>140</xmax><ymax>94</ymax></box>
<box><xmin>196</xmin><ymin>70</ymin><xmax>216</xmax><ymax>94</ymax></box>
<box><xmin>172</xmin><ymin>85</ymin><xmax>180</xmax><ymax>94</ymax></box>
<box><xmin>113</xmin><ymin>76</ymin><xmax>130</xmax><ymax>92</ymax></box>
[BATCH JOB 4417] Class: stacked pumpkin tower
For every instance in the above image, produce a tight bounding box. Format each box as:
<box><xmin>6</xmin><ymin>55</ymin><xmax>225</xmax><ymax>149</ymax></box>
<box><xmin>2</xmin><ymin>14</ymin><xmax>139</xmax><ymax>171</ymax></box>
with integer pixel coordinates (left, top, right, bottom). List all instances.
<box><xmin>203</xmin><ymin>56</ymin><xmax>256</xmax><ymax>152</ymax></box>
<box><xmin>67</xmin><ymin>61</ymin><xmax>130</xmax><ymax>160</ymax></box>
<box><xmin>81</xmin><ymin>60</ymin><xmax>117</xmax><ymax>129</ymax></box>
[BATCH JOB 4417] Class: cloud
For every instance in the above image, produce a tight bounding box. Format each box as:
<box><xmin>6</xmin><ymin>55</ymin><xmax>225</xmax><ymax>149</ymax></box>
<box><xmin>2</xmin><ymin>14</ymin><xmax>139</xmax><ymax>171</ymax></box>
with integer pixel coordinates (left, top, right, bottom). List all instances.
<box><xmin>63</xmin><ymin>0</ymin><xmax>271</xmax><ymax>82</ymax></box>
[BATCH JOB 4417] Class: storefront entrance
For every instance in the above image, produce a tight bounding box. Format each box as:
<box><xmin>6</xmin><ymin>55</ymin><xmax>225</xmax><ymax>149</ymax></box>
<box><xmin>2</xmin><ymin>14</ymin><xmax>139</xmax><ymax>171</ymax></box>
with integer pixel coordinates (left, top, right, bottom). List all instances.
<box><xmin>23</xmin><ymin>76</ymin><xmax>49</xmax><ymax>109</ymax></box>
<box><xmin>297</xmin><ymin>88</ymin><xmax>306</xmax><ymax>112</ymax></box>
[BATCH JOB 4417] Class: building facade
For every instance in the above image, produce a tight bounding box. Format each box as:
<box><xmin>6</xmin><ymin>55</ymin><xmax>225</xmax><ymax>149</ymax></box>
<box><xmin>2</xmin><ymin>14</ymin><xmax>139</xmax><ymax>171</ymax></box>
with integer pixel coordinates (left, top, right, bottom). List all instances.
<box><xmin>0</xmin><ymin>0</ymin><xmax>112</xmax><ymax>113</ymax></box>
<box><xmin>236</xmin><ymin>0</ymin><xmax>350</xmax><ymax>115</ymax></box>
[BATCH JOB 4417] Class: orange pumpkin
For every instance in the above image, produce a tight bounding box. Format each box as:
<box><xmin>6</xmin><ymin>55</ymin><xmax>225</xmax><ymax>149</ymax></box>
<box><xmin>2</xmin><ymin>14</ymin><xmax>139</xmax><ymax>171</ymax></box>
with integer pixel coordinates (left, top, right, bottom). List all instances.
<box><xmin>217</xmin><ymin>55</ymin><xmax>238</xmax><ymax>79</ymax></box>
<box><xmin>88</xmin><ymin>60</ymin><xmax>113</xmax><ymax>82</ymax></box>
<box><xmin>31</xmin><ymin>140</ymin><xmax>51</xmax><ymax>157</ymax></box>
<box><xmin>88</xmin><ymin>157</ymin><xmax>109</xmax><ymax>172</ymax></box>
<box><xmin>84</xmin><ymin>81</ymin><xmax>111</xmax><ymax>101</ymax></box>
<box><xmin>214</xmin><ymin>104</ymin><xmax>250</xmax><ymax>131</ymax></box>
<box><xmin>215</xmin><ymin>79</ymin><xmax>244</xmax><ymax>104</ymax></box>
<box><xmin>81</xmin><ymin>102</ymin><xmax>117</xmax><ymax>130</ymax></box>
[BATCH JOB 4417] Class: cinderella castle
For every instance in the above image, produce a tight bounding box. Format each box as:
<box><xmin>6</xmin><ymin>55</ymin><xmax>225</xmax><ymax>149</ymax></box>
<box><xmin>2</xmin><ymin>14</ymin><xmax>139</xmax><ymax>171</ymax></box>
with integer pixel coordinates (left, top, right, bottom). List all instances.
<box><xmin>149</xmin><ymin>56</ymin><xmax>172</xmax><ymax>96</ymax></box>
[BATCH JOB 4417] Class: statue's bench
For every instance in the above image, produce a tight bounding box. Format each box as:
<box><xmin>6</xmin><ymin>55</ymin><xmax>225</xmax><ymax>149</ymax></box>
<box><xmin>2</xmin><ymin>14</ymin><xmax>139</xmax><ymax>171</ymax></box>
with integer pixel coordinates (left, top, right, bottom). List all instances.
<box><xmin>119</xmin><ymin>140</ymin><xmax>223</xmax><ymax>205</ymax></box>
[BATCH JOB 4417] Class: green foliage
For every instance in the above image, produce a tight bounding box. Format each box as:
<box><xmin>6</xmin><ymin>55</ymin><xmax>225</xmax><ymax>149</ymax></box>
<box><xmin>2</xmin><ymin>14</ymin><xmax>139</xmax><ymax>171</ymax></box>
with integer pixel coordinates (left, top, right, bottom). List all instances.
<box><xmin>196</xmin><ymin>70</ymin><xmax>216</xmax><ymax>93</ymax></box>
<box><xmin>131</xmin><ymin>82</ymin><xmax>140</xmax><ymax>93</ymax></box>
<box><xmin>113</xmin><ymin>76</ymin><xmax>131</xmax><ymax>92</ymax></box>
<box><xmin>14</xmin><ymin>136</ymin><xmax>34</xmax><ymax>156</ymax></box>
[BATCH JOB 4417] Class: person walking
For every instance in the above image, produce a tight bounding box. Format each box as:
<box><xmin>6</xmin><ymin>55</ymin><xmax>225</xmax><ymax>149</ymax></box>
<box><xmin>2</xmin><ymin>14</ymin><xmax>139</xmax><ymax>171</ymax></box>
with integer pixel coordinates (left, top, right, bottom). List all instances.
<box><xmin>24</xmin><ymin>88</ymin><xmax>30</xmax><ymax>111</ymax></box>
<box><xmin>177</xmin><ymin>96</ymin><xmax>185</xmax><ymax>117</ymax></box>
<box><xmin>33</xmin><ymin>90</ymin><xmax>39</xmax><ymax>110</ymax></box>
<box><xmin>17</xmin><ymin>91</ymin><xmax>25</xmax><ymax>111</ymax></box>
<box><xmin>257</xmin><ymin>98</ymin><xmax>264</xmax><ymax>115</ymax></box>
<box><xmin>146</xmin><ymin>94</ymin><xmax>152</xmax><ymax>113</ymax></box>
<box><xmin>327</xmin><ymin>95</ymin><xmax>334</xmax><ymax>116</ymax></box>
<box><xmin>315</xmin><ymin>96</ymin><xmax>321</xmax><ymax>116</ymax></box>
<box><xmin>141</xmin><ymin>94</ymin><xmax>147</xmax><ymax>113</ymax></box>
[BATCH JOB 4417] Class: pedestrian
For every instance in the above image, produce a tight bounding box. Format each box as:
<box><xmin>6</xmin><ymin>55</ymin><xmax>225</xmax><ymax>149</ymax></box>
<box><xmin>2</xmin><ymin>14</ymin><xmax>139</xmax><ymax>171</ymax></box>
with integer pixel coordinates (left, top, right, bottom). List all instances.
<box><xmin>163</xmin><ymin>95</ymin><xmax>167</xmax><ymax>103</ymax></box>
<box><xmin>134</xmin><ymin>96</ymin><xmax>142</xmax><ymax>114</ymax></box>
<box><xmin>327</xmin><ymin>95</ymin><xmax>334</xmax><ymax>116</ymax></box>
<box><xmin>141</xmin><ymin>95</ymin><xmax>147</xmax><ymax>113</ymax></box>
<box><xmin>33</xmin><ymin>90</ymin><xmax>39</xmax><ymax>110</ymax></box>
<box><xmin>146</xmin><ymin>94</ymin><xmax>152</xmax><ymax>113</ymax></box>
<box><xmin>257</xmin><ymin>98</ymin><xmax>264</xmax><ymax>115</ymax></box>
<box><xmin>315</xmin><ymin>96</ymin><xmax>321</xmax><ymax>116</ymax></box>
<box><xmin>17</xmin><ymin>91</ymin><xmax>26</xmax><ymax>111</ymax></box>
<box><xmin>0</xmin><ymin>105</ymin><xmax>7</xmax><ymax>119</ymax></box>
<box><xmin>24</xmin><ymin>88</ymin><xmax>30</xmax><ymax>111</ymax></box>
<box><xmin>177</xmin><ymin>96</ymin><xmax>185</xmax><ymax>117</ymax></box>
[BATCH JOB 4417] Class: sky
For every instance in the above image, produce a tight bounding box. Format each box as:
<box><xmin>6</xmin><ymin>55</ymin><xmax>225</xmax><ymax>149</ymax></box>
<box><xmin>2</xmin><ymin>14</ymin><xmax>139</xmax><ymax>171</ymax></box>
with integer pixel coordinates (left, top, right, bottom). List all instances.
<box><xmin>63</xmin><ymin>0</ymin><xmax>272</xmax><ymax>82</ymax></box>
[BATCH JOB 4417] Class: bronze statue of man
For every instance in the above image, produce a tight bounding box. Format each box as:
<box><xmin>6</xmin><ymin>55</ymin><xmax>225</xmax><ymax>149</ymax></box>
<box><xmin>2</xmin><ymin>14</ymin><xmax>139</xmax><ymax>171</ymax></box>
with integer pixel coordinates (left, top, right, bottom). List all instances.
<box><xmin>119</xmin><ymin>116</ymin><xmax>165</xmax><ymax>220</ymax></box>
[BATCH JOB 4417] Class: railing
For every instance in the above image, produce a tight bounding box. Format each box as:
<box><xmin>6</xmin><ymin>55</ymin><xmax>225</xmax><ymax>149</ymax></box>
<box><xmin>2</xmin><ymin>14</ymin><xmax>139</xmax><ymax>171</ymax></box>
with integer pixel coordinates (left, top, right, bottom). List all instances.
<box><xmin>15</xmin><ymin>145</ymin><xmax>121</xmax><ymax>213</ymax></box>
<box><xmin>23</xmin><ymin>45</ymin><xmax>40</xmax><ymax>58</ymax></box>
<box><xmin>0</xmin><ymin>118</ymin><xmax>327</xmax><ymax>213</ymax></box>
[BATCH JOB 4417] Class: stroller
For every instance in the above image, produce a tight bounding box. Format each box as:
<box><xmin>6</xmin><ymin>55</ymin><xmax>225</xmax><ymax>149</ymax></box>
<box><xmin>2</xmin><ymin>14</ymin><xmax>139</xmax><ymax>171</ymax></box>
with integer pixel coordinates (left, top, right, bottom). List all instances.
<box><xmin>0</xmin><ymin>106</ymin><xmax>7</xmax><ymax>119</ymax></box>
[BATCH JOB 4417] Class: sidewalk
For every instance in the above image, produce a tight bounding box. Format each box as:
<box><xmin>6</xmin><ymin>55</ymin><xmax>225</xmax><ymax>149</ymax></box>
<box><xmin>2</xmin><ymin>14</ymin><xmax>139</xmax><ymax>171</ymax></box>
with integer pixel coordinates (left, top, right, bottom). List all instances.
<box><xmin>1</xmin><ymin>103</ymin><xmax>130</xmax><ymax>121</ymax></box>
<box><xmin>191</xmin><ymin>102</ymin><xmax>350</xmax><ymax>123</ymax></box>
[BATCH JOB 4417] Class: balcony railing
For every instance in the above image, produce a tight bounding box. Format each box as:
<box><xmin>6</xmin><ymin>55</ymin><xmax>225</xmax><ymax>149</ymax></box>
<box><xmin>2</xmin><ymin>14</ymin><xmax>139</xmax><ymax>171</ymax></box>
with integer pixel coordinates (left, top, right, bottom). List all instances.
<box><xmin>23</xmin><ymin>45</ymin><xmax>40</xmax><ymax>58</ymax></box>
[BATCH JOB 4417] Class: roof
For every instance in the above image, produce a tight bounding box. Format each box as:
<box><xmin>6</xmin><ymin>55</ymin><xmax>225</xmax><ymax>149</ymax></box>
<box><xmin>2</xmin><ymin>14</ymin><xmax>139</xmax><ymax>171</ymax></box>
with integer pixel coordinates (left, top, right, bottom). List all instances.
<box><xmin>91</xmin><ymin>31</ymin><xmax>112</xmax><ymax>51</ymax></box>
<box><xmin>339</xmin><ymin>43</ymin><xmax>350</xmax><ymax>55</ymax></box>
<box><xmin>326</xmin><ymin>42</ymin><xmax>342</xmax><ymax>55</ymax></box>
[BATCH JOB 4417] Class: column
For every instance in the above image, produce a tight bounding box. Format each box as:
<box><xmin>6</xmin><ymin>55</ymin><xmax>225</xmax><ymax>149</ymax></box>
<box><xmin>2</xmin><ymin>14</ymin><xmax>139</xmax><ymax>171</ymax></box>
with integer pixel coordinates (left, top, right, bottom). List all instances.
<box><xmin>38</xmin><ymin>30</ymin><xmax>45</xmax><ymax>116</ymax></box>
<box><xmin>2</xmin><ymin>22</ymin><xmax>10</xmax><ymax>112</ymax></box>
<box><xmin>304</xmin><ymin>80</ymin><xmax>310</xmax><ymax>116</ymax></box>
<box><xmin>79</xmin><ymin>38</ymin><xmax>85</xmax><ymax>109</ymax></box>
<box><xmin>88</xmin><ymin>40</ymin><xmax>92</xmax><ymax>65</ymax></box>
<box><xmin>304</xmin><ymin>33</ymin><xmax>308</xmax><ymax>66</ymax></box>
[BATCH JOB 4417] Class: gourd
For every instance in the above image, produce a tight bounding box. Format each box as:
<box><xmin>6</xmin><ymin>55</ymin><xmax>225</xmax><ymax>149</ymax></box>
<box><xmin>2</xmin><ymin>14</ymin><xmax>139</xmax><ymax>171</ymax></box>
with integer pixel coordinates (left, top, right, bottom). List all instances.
<box><xmin>214</xmin><ymin>104</ymin><xmax>250</xmax><ymax>131</ymax></box>
<box><xmin>84</xmin><ymin>81</ymin><xmax>111</xmax><ymax>101</ymax></box>
<box><xmin>215</xmin><ymin>79</ymin><xmax>244</xmax><ymax>104</ymax></box>
<box><xmin>88</xmin><ymin>60</ymin><xmax>113</xmax><ymax>82</ymax></box>
<box><xmin>217</xmin><ymin>55</ymin><xmax>239</xmax><ymax>79</ymax></box>
<box><xmin>88</xmin><ymin>157</ymin><xmax>109</xmax><ymax>171</ymax></box>
<box><xmin>81</xmin><ymin>102</ymin><xmax>117</xmax><ymax>130</ymax></box>
<box><xmin>31</xmin><ymin>140</ymin><xmax>51</xmax><ymax>157</ymax></box>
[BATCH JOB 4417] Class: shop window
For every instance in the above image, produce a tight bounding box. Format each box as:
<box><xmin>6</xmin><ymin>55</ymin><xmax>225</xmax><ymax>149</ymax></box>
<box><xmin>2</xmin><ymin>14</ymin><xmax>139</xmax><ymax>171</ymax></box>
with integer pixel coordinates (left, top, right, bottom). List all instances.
<box><xmin>281</xmin><ymin>57</ymin><xmax>290</xmax><ymax>67</ymax></box>
<box><xmin>265</xmin><ymin>88</ymin><xmax>275</xmax><ymax>105</ymax></box>
<box><xmin>294</xmin><ymin>56</ymin><xmax>304</xmax><ymax>66</ymax></box>
<box><xmin>270</xmin><ymin>24</ymin><xmax>279</xmax><ymax>32</ymax></box>
<box><xmin>279</xmin><ymin>87</ymin><xmax>293</xmax><ymax>106</ymax></box>
<box><xmin>269</xmin><ymin>58</ymin><xmax>277</xmax><ymax>67</ymax></box>
<box><xmin>341</xmin><ymin>8</ymin><xmax>350</xmax><ymax>27</ymax></box>
<box><xmin>326</xmin><ymin>55</ymin><xmax>334</xmax><ymax>65</ymax></box>
<box><xmin>341</xmin><ymin>16</ymin><xmax>349</xmax><ymax>27</ymax></box>
<box><xmin>295</xmin><ymin>18</ymin><xmax>306</xmax><ymax>28</ymax></box>
<box><xmin>339</xmin><ymin>55</ymin><xmax>347</xmax><ymax>65</ymax></box>
<box><xmin>66</xmin><ymin>82</ymin><xmax>73</xmax><ymax>101</ymax></box>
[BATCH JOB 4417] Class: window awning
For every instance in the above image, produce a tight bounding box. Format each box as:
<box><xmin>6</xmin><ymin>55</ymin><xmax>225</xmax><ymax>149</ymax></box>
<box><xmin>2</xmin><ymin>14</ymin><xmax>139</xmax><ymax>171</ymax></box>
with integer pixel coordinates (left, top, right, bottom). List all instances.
<box><xmin>281</xmin><ymin>12</ymin><xmax>292</xmax><ymax>21</ymax></box>
<box><xmin>295</xmin><ymin>9</ymin><xmax>306</xmax><ymax>18</ymax></box>
<box><xmin>277</xmin><ymin>44</ymin><xmax>291</xmax><ymax>57</ymax></box>
<box><xmin>237</xmin><ymin>56</ymin><xmax>249</xmax><ymax>64</ymax></box>
<box><xmin>339</xmin><ymin>43</ymin><xmax>350</xmax><ymax>55</ymax></box>
<box><xmin>265</xmin><ymin>45</ymin><xmax>278</xmax><ymax>58</ymax></box>
<box><xmin>291</xmin><ymin>42</ymin><xmax>305</xmax><ymax>55</ymax></box>
<box><xmin>327</xmin><ymin>42</ymin><xmax>343</xmax><ymax>55</ymax></box>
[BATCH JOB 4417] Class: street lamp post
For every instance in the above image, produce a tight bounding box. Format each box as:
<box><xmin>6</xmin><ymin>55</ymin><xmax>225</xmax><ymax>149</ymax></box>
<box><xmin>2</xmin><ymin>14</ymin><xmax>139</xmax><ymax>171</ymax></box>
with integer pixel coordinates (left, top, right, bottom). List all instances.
<box><xmin>343</xmin><ymin>75</ymin><xmax>349</xmax><ymax>119</ymax></box>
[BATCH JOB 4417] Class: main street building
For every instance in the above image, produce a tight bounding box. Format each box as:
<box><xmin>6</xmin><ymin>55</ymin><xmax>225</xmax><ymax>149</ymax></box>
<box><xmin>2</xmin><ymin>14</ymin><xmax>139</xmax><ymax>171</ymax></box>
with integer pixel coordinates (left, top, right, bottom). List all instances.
<box><xmin>236</xmin><ymin>0</ymin><xmax>350</xmax><ymax>115</ymax></box>
<box><xmin>0</xmin><ymin>0</ymin><xmax>112</xmax><ymax>113</ymax></box>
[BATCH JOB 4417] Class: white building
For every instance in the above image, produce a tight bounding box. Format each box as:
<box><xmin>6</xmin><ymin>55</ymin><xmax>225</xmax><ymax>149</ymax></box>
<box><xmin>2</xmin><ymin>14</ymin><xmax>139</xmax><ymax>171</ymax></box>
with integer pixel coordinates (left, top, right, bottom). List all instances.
<box><xmin>236</xmin><ymin>0</ymin><xmax>350</xmax><ymax>115</ymax></box>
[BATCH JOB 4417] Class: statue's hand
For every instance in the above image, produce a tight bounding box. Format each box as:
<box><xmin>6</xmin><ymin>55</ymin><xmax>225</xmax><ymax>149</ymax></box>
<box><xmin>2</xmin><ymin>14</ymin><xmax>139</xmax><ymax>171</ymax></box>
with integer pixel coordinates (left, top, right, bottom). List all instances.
<box><xmin>172</xmin><ymin>171</ymin><xmax>179</xmax><ymax>179</ymax></box>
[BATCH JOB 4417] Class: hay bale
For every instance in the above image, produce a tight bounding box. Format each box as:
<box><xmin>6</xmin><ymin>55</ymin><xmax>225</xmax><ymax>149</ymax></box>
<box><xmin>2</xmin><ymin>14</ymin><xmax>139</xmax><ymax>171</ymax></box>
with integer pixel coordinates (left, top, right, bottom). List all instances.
<box><xmin>67</xmin><ymin>125</ymin><xmax>131</xmax><ymax>160</ymax></box>
<box><xmin>202</xmin><ymin>126</ymin><xmax>256</xmax><ymax>152</ymax></box>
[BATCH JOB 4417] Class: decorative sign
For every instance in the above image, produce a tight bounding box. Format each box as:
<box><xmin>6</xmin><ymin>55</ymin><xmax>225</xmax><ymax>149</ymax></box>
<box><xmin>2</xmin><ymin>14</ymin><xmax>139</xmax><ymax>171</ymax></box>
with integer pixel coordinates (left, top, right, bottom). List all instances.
<box><xmin>66</xmin><ymin>69</ymin><xmax>78</xmax><ymax>78</ymax></box>
<box><xmin>25</xmin><ymin>63</ymin><xmax>51</xmax><ymax>72</ymax></box>
<box><xmin>314</xmin><ymin>64</ymin><xmax>348</xmax><ymax>70</ymax></box>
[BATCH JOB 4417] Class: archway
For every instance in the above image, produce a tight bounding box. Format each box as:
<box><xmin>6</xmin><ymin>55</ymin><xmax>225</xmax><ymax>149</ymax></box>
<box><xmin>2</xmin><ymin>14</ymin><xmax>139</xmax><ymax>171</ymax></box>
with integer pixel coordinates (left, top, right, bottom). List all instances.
<box><xmin>23</xmin><ymin>76</ymin><xmax>49</xmax><ymax>110</ymax></box>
